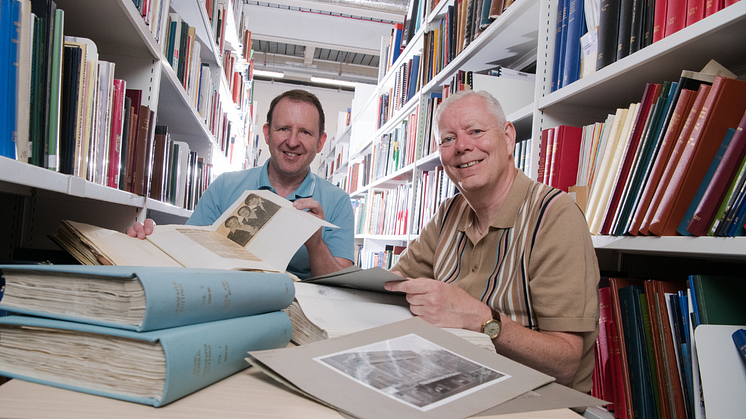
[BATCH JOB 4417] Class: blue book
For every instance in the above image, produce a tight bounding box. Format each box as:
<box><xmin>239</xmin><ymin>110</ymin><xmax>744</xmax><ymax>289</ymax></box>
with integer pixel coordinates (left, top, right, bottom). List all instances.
<box><xmin>407</xmin><ymin>55</ymin><xmax>420</xmax><ymax>102</ymax></box>
<box><xmin>0</xmin><ymin>265</ymin><xmax>295</xmax><ymax>331</ymax></box>
<box><xmin>677</xmin><ymin>128</ymin><xmax>736</xmax><ymax>235</ymax></box>
<box><xmin>551</xmin><ymin>0</ymin><xmax>567</xmax><ymax>92</ymax></box>
<box><xmin>560</xmin><ymin>0</ymin><xmax>587</xmax><ymax>89</ymax></box>
<box><xmin>0</xmin><ymin>313</ymin><xmax>291</xmax><ymax>406</ymax></box>
<box><xmin>733</xmin><ymin>329</ymin><xmax>746</xmax><ymax>360</ymax></box>
<box><xmin>0</xmin><ymin>0</ymin><xmax>12</xmax><ymax>158</ymax></box>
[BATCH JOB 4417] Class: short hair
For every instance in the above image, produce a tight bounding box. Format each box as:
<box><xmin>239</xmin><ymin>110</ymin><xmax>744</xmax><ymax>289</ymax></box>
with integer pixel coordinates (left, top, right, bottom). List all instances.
<box><xmin>433</xmin><ymin>90</ymin><xmax>507</xmax><ymax>140</ymax></box>
<box><xmin>224</xmin><ymin>215</ymin><xmax>239</xmax><ymax>227</ymax></box>
<box><xmin>237</xmin><ymin>206</ymin><xmax>251</xmax><ymax>216</ymax></box>
<box><xmin>266</xmin><ymin>89</ymin><xmax>326</xmax><ymax>135</ymax></box>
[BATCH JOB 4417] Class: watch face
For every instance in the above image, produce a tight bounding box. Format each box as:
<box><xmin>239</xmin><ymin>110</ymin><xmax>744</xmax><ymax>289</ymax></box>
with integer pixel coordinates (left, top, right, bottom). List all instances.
<box><xmin>484</xmin><ymin>320</ymin><xmax>501</xmax><ymax>339</ymax></box>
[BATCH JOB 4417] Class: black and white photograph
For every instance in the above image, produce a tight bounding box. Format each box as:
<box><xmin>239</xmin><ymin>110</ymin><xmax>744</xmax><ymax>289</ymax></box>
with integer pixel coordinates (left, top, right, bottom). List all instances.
<box><xmin>216</xmin><ymin>193</ymin><xmax>281</xmax><ymax>247</ymax></box>
<box><xmin>315</xmin><ymin>333</ymin><xmax>508</xmax><ymax>411</ymax></box>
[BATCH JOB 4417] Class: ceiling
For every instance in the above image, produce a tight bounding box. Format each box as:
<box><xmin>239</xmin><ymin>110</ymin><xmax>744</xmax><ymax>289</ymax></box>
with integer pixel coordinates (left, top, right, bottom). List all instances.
<box><xmin>243</xmin><ymin>0</ymin><xmax>406</xmax><ymax>88</ymax></box>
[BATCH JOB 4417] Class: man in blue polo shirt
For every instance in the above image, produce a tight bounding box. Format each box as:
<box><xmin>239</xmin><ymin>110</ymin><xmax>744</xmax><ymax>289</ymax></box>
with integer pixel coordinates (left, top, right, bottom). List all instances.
<box><xmin>128</xmin><ymin>89</ymin><xmax>355</xmax><ymax>279</ymax></box>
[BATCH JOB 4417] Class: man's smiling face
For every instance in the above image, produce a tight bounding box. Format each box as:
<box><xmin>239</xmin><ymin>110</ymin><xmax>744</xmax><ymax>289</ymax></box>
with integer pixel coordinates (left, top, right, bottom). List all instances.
<box><xmin>436</xmin><ymin>94</ymin><xmax>516</xmax><ymax>197</ymax></box>
<box><xmin>263</xmin><ymin>98</ymin><xmax>326</xmax><ymax>180</ymax></box>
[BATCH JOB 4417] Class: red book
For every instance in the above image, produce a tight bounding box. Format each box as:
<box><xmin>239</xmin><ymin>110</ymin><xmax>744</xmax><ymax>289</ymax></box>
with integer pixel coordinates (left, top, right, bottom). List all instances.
<box><xmin>609</xmin><ymin>278</ymin><xmax>642</xmax><ymax>419</ymax></box>
<box><xmin>545</xmin><ymin>128</ymin><xmax>557</xmax><ymax>186</ymax></box>
<box><xmin>598</xmin><ymin>287</ymin><xmax>616</xmax><ymax>411</ymax></box>
<box><xmin>686</xmin><ymin>0</ymin><xmax>705</xmax><ymax>25</ymax></box>
<box><xmin>652</xmin><ymin>0</ymin><xmax>668</xmax><ymax>42</ymax></box>
<box><xmin>649</xmin><ymin>76</ymin><xmax>746</xmax><ymax>236</ymax></box>
<box><xmin>538</xmin><ymin>128</ymin><xmax>551</xmax><ymax>184</ymax></box>
<box><xmin>704</xmin><ymin>0</ymin><xmax>723</xmax><ymax>16</ymax></box>
<box><xmin>601</xmin><ymin>84</ymin><xmax>659</xmax><ymax>235</ymax></box>
<box><xmin>687</xmin><ymin>110</ymin><xmax>746</xmax><ymax>235</ymax></box>
<box><xmin>551</xmin><ymin>125</ymin><xmax>583</xmax><ymax>192</ymax></box>
<box><xmin>640</xmin><ymin>84</ymin><xmax>711</xmax><ymax>235</ymax></box>
<box><xmin>106</xmin><ymin>79</ymin><xmax>127</xmax><ymax>188</ymax></box>
<box><xmin>664</xmin><ymin>0</ymin><xmax>687</xmax><ymax>37</ymax></box>
<box><xmin>642</xmin><ymin>281</ymin><xmax>670</xmax><ymax>419</ymax></box>
<box><xmin>650</xmin><ymin>280</ymin><xmax>688</xmax><ymax>419</ymax></box>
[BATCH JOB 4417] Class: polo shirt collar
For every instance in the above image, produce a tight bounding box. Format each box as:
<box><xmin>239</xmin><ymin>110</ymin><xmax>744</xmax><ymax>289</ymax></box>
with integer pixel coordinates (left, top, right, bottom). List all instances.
<box><xmin>257</xmin><ymin>159</ymin><xmax>316</xmax><ymax>201</ymax></box>
<box><xmin>457</xmin><ymin>169</ymin><xmax>530</xmax><ymax>232</ymax></box>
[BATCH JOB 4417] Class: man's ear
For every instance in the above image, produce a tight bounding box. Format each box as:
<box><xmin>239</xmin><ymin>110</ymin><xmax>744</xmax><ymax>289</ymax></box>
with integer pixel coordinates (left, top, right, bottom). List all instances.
<box><xmin>316</xmin><ymin>132</ymin><xmax>328</xmax><ymax>153</ymax></box>
<box><xmin>504</xmin><ymin>121</ymin><xmax>517</xmax><ymax>154</ymax></box>
<box><xmin>263</xmin><ymin>123</ymin><xmax>270</xmax><ymax>144</ymax></box>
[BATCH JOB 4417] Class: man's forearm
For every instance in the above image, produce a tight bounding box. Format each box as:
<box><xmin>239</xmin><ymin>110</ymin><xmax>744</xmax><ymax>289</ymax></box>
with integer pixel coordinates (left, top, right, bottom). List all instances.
<box><xmin>305</xmin><ymin>236</ymin><xmax>353</xmax><ymax>277</ymax></box>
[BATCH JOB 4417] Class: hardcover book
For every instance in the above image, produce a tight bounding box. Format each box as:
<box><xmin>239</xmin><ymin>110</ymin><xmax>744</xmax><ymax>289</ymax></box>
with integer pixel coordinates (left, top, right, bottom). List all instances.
<box><xmin>0</xmin><ymin>264</ymin><xmax>295</xmax><ymax>332</ymax></box>
<box><xmin>51</xmin><ymin>190</ymin><xmax>335</xmax><ymax>273</ymax></box>
<box><xmin>0</xmin><ymin>313</ymin><xmax>291</xmax><ymax>407</ymax></box>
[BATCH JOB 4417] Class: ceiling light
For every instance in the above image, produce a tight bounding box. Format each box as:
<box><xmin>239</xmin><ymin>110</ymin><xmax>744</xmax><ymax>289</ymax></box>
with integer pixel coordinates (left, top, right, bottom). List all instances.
<box><xmin>253</xmin><ymin>69</ymin><xmax>284</xmax><ymax>78</ymax></box>
<box><xmin>311</xmin><ymin>77</ymin><xmax>357</xmax><ymax>88</ymax></box>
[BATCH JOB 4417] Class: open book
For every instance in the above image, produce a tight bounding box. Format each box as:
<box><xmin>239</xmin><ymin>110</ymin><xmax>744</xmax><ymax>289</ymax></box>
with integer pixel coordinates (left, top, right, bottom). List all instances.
<box><xmin>287</xmin><ymin>280</ymin><xmax>496</xmax><ymax>352</ymax></box>
<box><xmin>53</xmin><ymin>190</ymin><xmax>335</xmax><ymax>272</ymax></box>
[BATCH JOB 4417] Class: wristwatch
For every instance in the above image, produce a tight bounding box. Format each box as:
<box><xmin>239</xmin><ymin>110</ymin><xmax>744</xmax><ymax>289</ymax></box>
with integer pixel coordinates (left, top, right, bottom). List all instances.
<box><xmin>481</xmin><ymin>308</ymin><xmax>502</xmax><ymax>339</ymax></box>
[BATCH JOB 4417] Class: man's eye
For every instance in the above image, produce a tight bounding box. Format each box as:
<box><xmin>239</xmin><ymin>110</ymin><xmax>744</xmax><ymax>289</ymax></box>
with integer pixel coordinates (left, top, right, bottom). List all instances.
<box><xmin>440</xmin><ymin>136</ymin><xmax>455</xmax><ymax>146</ymax></box>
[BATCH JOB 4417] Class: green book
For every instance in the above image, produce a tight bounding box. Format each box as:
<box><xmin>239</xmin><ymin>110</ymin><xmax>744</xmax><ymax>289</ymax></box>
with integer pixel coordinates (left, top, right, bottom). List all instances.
<box><xmin>46</xmin><ymin>8</ymin><xmax>64</xmax><ymax>171</ymax></box>
<box><xmin>690</xmin><ymin>275</ymin><xmax>746</xmax><ymax>326</ymax></box>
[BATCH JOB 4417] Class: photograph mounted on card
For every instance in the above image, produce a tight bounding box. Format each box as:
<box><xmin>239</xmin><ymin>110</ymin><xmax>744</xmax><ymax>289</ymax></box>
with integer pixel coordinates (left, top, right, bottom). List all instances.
<box><xmin>247</xmin><ymin>317</ymin><xmax>554</xmax><ymax>419</ymax></box>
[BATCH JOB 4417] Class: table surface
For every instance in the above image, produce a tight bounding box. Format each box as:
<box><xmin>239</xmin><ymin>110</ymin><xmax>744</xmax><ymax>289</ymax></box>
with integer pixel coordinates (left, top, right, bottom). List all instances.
<box><xmin>0</xmin><ymin>368</ymin><xmax>582</xmax><ymax>419</ymax></box>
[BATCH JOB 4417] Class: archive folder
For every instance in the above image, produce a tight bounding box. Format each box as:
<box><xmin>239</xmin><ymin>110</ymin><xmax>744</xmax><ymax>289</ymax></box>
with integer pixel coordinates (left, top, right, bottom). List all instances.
<box><xmin>0</xmin><ymin>313</ymin><xmax>292</xmax><ymax>407</ymax></box>
<box><xmin>0</xmin><ymin>264</ymin><xmax>295</xmax><ymax>332</ymax></box>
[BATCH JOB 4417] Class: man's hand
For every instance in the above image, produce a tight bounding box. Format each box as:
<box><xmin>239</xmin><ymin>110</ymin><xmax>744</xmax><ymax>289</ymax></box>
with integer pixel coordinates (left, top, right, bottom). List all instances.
<box><xmin>293</xmin><ymin>198</ymin><xmax>324</xmax><ymax>246</ymax></box>
<box><xmin>384</xmin><ymin>277</ymin><xmax>490</xmax><ymax>332</ymax></box>
<box><xmin>126</xmin><ymin>218</ymin><xmax>156</xmax><ymax>240</ymax></box>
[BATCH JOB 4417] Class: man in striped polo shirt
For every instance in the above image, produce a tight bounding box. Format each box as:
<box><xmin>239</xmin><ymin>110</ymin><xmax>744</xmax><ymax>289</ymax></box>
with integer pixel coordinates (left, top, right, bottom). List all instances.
<box><xmin>386</xmin><ymin>90</ymin><xmax>599</xmax><ymax>394</ymax></box>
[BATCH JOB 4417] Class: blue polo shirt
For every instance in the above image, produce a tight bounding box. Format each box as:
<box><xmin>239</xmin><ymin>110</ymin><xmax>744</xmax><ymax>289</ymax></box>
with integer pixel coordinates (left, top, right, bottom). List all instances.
<box><xmin>187</xmin><ymin>160</ymin><xmax>355</xmax><ymax>279</ymax></box>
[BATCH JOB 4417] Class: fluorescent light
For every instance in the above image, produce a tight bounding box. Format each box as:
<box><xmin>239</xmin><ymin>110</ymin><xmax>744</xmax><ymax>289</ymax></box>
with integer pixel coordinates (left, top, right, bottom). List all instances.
<box><xmin>253</xmin><ymin>69</ymin><xmax>284</xmax><ymax>78</ymax></box>
<box><xmin>311</xmin><ymin>77</ymin><xmax>357</xmax><ymax>88</ymax></box>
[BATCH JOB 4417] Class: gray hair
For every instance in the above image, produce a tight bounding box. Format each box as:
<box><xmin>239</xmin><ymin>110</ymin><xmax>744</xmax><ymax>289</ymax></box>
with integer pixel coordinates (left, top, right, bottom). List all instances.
<box><xmin>433</xmin><ymin>90</ymin><xmax>507</xmax><ymax>140</ymax></box>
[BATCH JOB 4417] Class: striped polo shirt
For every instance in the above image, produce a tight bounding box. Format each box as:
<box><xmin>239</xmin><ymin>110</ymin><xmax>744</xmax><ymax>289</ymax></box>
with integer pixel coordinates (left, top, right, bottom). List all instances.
<box><xmin>392</xmin><ymin>170</ymin><xmax>599</xmax><ymax>392</ymax></box>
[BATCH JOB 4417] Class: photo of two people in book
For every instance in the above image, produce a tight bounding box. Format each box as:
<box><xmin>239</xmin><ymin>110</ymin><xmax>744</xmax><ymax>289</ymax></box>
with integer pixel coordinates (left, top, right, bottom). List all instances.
<box><xmin>217</xmin><ymin>193</ymin><xmax>281</xmax><ymax>247</ymax></box>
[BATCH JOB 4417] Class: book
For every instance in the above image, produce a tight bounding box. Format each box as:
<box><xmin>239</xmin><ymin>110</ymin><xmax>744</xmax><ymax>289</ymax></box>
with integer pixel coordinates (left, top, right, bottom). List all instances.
<box><xmin>687</xmin><ymin>111</ymin><xmax>746</xmax><ymax>236</ymax></box>
<box><xmin>596</xmin><ymin>0</ymin><xmax>620</xmax><ymax>70</ymax></box>
<box><xmin>644</xmin><ymin>280</ymin><xmax>688</xmax><ymax>419</ymax></box>
<box><xmin>689</xmin><ymin>274</ymin><xmax>746</xmax><ymax>326</ymax></box>
<box><xmin>0</xmin><ymin>264</ymin><xmax>294</xmax><ymax>332</ymax></box>
<box><xmin>287</xmin><ymin>281</ymin><xmax>498</xmax><ymax>353</ymax></box>
<box><xmin>52</xmin><ymin>190</ymin><xmax>334</xmax><ymax>273</ymax></box>
<box><xmin>678</xmin><ymin>127</ymin><xmax>736</xmax><ymax>235</ymax></box>
<box><xmin>618</xmin><ymin>284</ymin><xmax>657</xmax><ymax>419</ymax></box>
<box><xmin>734</xmin><ymin>329</ymin><xmax>746</xmax><ymax>360</ymax></box>
<box><xmin>0</xmin><ymin>312</ymin><xmax>291</xmax><ymax>407</ymax></box>
<box><xmin>648</xmin><ymin>76</ymin><xmax>746</xmax><ymax>236</ymax></box>
<box><xmin>549</xmin><ymin>125</ymin><xmax>583</xmax><ymax>192</ymax></box>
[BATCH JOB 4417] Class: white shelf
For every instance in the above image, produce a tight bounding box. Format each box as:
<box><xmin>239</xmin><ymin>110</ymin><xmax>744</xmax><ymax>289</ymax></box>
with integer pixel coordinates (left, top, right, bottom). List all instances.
<box><xmin>592</xmin><ymin>235</ymin><xmax>746</xmax><ymax>260</ymax></box>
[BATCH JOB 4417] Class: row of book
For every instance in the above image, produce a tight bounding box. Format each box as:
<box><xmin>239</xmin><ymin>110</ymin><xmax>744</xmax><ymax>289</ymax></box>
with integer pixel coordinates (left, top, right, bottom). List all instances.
<box><xmin>513</xmin><ymin>139</ymin><xmax>531</xmax><ymax>174</ymax></box>
<box><xmin>0</xmin><ymin>2</ymin><xmax>212</xmax><ymax>208</ymax></box>
<box><xmin>539</xmin><ymin>64</ymin><xmax>746</xmax><ymax>237</ymax></box>
<box><xmin>0</xmin><ymin>264</ymin><xmax>296</xmax><ymax>407</ymax></box>
<box><xmin>412</xmin><ymin>165</ymin><xmax>458</xmax><ymax>235</ymax></box>
<box><xmin>592</xmin><ymin>274</ymin><xmax>746</xmax><ymax>419</ymax></box>
<box><xmin>358</xmin><ymin>244</ymin><xmax>406</xmax><ymax>270</ymax></box>
<box><xmin>556</xmin><ymin>0</ymin><xmax>741</xmax><ymax>91</ymax></box>
<box><xmin>376</xmin><ymin>55</ymin><xmax>421</xmax><ymax>129</ymax></box>
<box><xmin>360</xmin><ymin>183</ymin><xmax>412</xmax><ymax>237</ymax></box>
<box><xmin>131</xmin><ymin>0</ymin><xmax>168</xmax><ymax>45</ymax></box>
